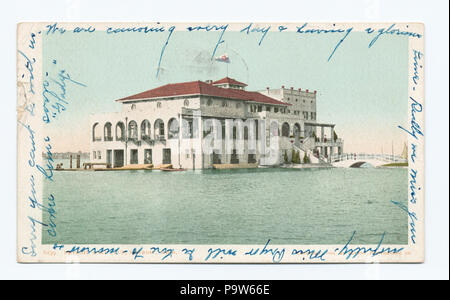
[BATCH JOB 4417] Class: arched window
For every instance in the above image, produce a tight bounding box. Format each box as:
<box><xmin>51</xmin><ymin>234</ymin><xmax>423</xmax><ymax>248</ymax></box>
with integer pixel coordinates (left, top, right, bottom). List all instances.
<box><xmin>92</xmin><ymin>123</ymin><xmax>101</xmax><ymax>142</ymax></box>
<box><xmin>154</xmin><ymin>119</ymin><xmax>165</xmax><ymax>140</ymax></box>
<box><xmin>116</xmin><ymin>122</ymin><xmax>125</xmax><ymax>141</ymax></box>
<box><xmin>141</xmin><ymin>120</ymin><xmax>151</xmax><ymax>140</ymax></box>
<box><xmin>281</xmin><ymin>122</ymin><xmax>290</xmax><ymax>137</ymax></box>
<box><xmin>270</xmin><ymin>121</ymin><xmax>279</xmax><ymax>137</ymax></box>
<box><xmin>293</xmin><ymin>123</ymin><xmax>301</xmax><ymax>138</ymax></box>
<box><xmin>182</xmin><ymin>118</ymin><xmax>194</xmax><ymax>139</ymax></box>
<box><xmin>168</xmin><ymin>118</ymin><xmax>179</xmax><ymax>139</ymax></box>
<box><xmin>128</xmin><ymin>120</ymin><xmax>138</xmax><ymax>140</ymax></box>
<box><xmin>104</xmin><ymin>122</ymin><xmax>112</xmax><ymax>141</ymax></box>
<box><xmin>255</xmin><ymin>119</ymin><xmax>259</xmax><ymax>140</ymax></box>
<box><xmin>244</xmin><ymin>126</ymin><xmax>249</xmax><ymax>140</ymax></box>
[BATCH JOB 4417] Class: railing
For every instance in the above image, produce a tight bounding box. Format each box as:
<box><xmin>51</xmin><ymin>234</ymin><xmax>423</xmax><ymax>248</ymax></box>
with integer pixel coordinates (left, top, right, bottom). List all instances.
<box><xmin>331</xmin><ymin>153</ymin><xmax>407</xmax><ymax>163</ymax></box>
<box><xmin>294</xmin><ymin>138</ymin><xmax>328</xmax><ymax>164</ymax></box>
<box><xmin>155</xmin><ymin>135</ymin><xmax>166</xmax><ymax>142</ymax></box>
<box><xmin>300</xmin><ymin>136</ymin><xmax>315</xmax><ymax>150</ymax></box>
<box><xmin>314</xmin><ymin>138</ymin><xmax>343</xmax><ymax>145</ymax></box>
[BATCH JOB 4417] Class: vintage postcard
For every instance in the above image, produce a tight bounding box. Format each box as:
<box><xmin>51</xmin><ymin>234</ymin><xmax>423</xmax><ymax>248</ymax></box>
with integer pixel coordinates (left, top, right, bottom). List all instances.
<box><xmin>17</xmin><ymin>22</ymin><xmax>425</xmax><ymax>263</ymax></box>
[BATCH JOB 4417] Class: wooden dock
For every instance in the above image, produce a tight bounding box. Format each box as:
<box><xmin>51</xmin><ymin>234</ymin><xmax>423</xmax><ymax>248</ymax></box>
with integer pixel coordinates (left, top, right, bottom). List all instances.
<box><xmin>212</xmin><ymin>163</ymin><xmax>258</xmax><ymax>169</ymax></box>
<box><xmin>54</xmin><ymin>163</ymin><xmax>185</xmax><ymax>172</ymax></box>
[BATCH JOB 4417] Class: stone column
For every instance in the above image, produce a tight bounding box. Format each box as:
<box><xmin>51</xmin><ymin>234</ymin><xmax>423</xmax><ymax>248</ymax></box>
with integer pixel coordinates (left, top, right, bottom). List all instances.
<box><xmin>330</xmin><ymin>146</ymin><xmax>334</xmax><ymax>162</ymax></box>
<box><xmin>331</xmin><ymin>126</ymin><xmax>335</xmax><ymax>143</ymax></box>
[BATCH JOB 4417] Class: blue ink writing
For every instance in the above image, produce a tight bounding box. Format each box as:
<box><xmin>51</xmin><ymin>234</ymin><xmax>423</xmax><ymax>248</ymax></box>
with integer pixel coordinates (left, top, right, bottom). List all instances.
<box><xmin>398</xmin><ymin>97</ymin><xmax>423</xmax><ymax>140</ymax></box>
<box><xmin>186</xmin><ymin>24</ymin><xmax>229</xmax><ymax>60</ymax></box>
<box><xmin>131</xmin><ymin>247</ymin><xmax>144</xmax><ymax>260</ymax></box>
<box><xmin>205</xmin><ymin>247</ymin><xmax>237</xmax><ymax>261</ymax></box>
<box><xmin>156</xmin><ymin>26</ymin><xmax>176</xmax><ymax>78</ymax></box>
<box><xmin>244</xmin><ymin>239</ymin><xmax>285</xmax><ymax>263</ymax></box>
<box><xmin>149</xmin><ymin>247</ymin><xmax>174</xmax><ymax>261</ymax></box>
<box><xmin>18</xmin><ymin>121</ymin><xmax>36</xmax><ymax>168</ymax></box>
<box><xmin>410</xmin><ymin>143</ymin><xmax>417</xmax><ymax>163</ymax></box>
<box><xmin>106</xmin><ymin>25</ymin><xmax>166</xmax><ymax>34</ymax></box>
<box><xmin>73</xmin><ymin>26</ymin><xmax>96</xmax><ymax>33</ymax></box>
<box><xmin>66</xmin><ymin>246</ymin><xmax>120</xmax><ymax>255</ymax></box>
<box><xmin>36</xmin><ymin>136</ymin><xmax>55</xmax><ymax>181</ymax></box>
<box><xmin>42</xmin><ymin>66</ymin><xmax>87</xmax><ymax>124</ymax></box>
<box><xmin>408</xmin><ymin>168</ymin><xmax>419</xmax><ymax>204</ymax></box>
<box><xmin>296</xmin><ymin>23</ymin><xmax>353</xmax><ymax>61</ymax></box>
<box><xmin>45</xmin><ymin>23</ymin><xmax>66</xmax><ymax>35</ymax></box>
<box><xmin>182</xmin><ymin>248</ymin><xmax>196</xmax><ymax>261</ymax></box>
<box><xmin>240</xmin><ymin>23</ymin><xmax>271</xmax><ymax>45</ymax></box>
<box><xmin>291</xmin><ymin>248</ymin><xmax>328</xmax><ymax>261</ymax></box>
<box><xmin>367</xmin><ymin>24</ymin><xmax>423</xmax><ymax>48</ymax></box>
<box><xmin>336</xmin><ymin>231</ymin><xmax>404</xmax><ymax>260</ymax></box>
<box><xmin>21</xmin><ymin>216</ymin><xmax>48</xmax><ymax>257</ymax></box>
<box><xmin>391</xmin><ymin>201</ymin><xmax>417</xmax><ymax>244</ymax></box>
<box><xmin>18</xmin><ymin>50</ymin><xmax>36</xmax><ymax>95</ymax></box>
<box><xmin>412</xmin><ymin>50</ymin><xmax>424</xmax><ymax>85</ymax></box>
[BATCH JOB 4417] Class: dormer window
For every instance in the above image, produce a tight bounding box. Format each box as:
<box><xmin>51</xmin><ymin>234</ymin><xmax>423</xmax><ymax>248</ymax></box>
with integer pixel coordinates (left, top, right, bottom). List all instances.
<box><xmin>212</xmin><ymin>77</ymin><xmax>248</xmax><ymax>90</ymax></box>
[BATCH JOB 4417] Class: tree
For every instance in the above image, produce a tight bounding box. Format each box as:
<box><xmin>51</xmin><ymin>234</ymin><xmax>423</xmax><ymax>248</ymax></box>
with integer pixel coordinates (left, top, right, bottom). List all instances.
<box><xmin>333</xmin><ymin>131</ymin><xmax>338</xmax><ymax>141</ymax></box>
<box><xmin>294</xmin><ymin>151</ymin><xmax>301</xmax><ymax>164</ymax></box>
<box><xmin>284</xmin><ymin>150</ymin><xmax>289</xmax><ymax>163</ymax></box>
<box><xmin>303</xmin><ymin>152</ymin><xmax>311</xmax><ymax>164</ymax></box>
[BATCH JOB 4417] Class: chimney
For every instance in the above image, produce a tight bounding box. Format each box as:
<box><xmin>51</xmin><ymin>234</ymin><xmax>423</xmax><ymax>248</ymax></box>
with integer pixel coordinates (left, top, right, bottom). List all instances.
<box><xmin>281</xmin><ymin>85</ymin><xmax>285</xmax><ymax>89</ymax></box>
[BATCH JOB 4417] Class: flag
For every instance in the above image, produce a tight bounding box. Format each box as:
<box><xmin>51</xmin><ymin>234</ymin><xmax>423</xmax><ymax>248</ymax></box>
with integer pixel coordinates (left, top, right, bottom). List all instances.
<box><xmin>214</xmin><ymin>53</ymin><xmax>230</xmax><ymax>63</ymax></box>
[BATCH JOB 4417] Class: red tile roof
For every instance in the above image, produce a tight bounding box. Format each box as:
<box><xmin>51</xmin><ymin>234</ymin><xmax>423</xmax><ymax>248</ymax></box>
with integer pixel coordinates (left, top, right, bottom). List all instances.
<box><xmin>212</xmin><ymin>77</ymin><xmax>247</xmax><ymax>86</ymax></box>
<box><xmin>117</xmin><ymin>80</ymin><xmax>290</xmax><ymax>106</ymax></box>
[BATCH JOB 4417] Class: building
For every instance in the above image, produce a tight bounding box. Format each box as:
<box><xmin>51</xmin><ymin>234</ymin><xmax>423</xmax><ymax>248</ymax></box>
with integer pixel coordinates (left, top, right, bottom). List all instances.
<box><xmin>89</xmin><ymin>77</ymin><xmax>343</xmax><ymax>169</ymax></box>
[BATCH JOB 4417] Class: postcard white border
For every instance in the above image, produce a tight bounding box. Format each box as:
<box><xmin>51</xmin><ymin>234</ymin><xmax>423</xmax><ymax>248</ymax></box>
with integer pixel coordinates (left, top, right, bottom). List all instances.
<box><xmin>16</xmin><ymin>22</ymin><xmax>425</xmax><ymax>264</ymax></box>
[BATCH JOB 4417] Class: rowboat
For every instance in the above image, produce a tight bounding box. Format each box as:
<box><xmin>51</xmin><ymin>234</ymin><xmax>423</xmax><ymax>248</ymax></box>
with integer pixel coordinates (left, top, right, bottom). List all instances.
<box><xmin>160</xmin><ymin>168</ymin><xmax>186</xmax><ymax>172</ymax></box>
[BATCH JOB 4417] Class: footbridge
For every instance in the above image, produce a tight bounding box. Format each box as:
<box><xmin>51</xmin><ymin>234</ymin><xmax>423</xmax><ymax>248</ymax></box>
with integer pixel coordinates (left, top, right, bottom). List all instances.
<box><xmin>331</xmin><ymin>153</ymin><xmax>407</xmax><ymax>168</ymax></box>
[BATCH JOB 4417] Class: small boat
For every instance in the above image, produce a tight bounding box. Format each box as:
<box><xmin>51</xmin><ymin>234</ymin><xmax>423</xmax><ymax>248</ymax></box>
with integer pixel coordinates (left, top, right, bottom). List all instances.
<box><xmin>160</xmin><ymin>168</ymin><xmax>186</xmax><ymax>172</ymax></box>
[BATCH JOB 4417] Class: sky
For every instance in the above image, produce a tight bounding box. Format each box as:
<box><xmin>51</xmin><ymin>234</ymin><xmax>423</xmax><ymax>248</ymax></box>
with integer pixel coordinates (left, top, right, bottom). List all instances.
<box><xmin>42</xmin><ymin>26</ymin><xmax>409</xmax><ymax>154</ymax></box>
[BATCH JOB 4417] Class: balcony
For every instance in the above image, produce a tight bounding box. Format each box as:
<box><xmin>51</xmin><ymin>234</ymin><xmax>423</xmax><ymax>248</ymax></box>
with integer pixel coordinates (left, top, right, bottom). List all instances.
<box><xmin>314</xmin><ymin>138</ymin><xmax>344</xmax><ymax>147</ymax></box>
<box><xmin>155</xmin><ymin>135</ymin><xmax>166</xmax><ymax>143</ymax></box>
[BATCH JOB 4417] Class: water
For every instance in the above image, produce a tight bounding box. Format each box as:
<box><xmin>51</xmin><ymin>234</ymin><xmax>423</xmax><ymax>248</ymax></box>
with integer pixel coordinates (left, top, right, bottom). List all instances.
<box><xmin>42</xmin><ymin>167</ymin><xmax>408</xmax><ymax>245</ymax></box>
